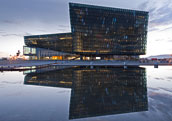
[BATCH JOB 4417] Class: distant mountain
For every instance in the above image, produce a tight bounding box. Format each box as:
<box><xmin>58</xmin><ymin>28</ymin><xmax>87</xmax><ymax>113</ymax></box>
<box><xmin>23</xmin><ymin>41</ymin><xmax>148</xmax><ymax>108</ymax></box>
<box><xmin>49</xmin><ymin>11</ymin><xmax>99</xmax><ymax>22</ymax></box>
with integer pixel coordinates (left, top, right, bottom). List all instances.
<box><xmin>147</xmin><ymin>54</ymin><xmax>172</xmax><ymax>59</ymax></box>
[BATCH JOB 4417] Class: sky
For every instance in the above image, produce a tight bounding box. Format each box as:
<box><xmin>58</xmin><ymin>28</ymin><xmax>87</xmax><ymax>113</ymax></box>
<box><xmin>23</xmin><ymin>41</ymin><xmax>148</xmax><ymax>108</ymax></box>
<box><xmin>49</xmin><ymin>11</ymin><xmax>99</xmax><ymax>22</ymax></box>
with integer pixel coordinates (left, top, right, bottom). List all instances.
<box><xmin>0</xmin><ymin>0</ymin><xmax>172</xmax><ymax>57</ymax></box>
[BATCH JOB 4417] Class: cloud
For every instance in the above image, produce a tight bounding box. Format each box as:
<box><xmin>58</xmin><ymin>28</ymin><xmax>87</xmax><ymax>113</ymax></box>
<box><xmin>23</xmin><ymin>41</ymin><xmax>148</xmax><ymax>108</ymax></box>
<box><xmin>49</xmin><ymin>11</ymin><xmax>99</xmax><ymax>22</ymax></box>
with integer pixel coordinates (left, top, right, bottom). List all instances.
<box><xmin>1</xmin><ymin>20</ymin><xmax>21</xmax><ymax>25</ymax></box>
<box><xmin>57</xmin><ymin>28</ymin><xmax>69</xmax><ymax>32</ymax></box>
<box><xmin>1</xmin><ymin>34</ymin><xmax>22</xmax><ymax>37</ymax></box>
<box><xmin>137</xmin><ymin>1</ymin><xmax>149</xmax><ymax>10</ymax></box>
<box><xmin>167</xmin><ymin>77</ymin><xmax>172</xmax><ymax>80</ymax></box>
<box><xmin>160</xmin><ymin>26</ymin><xmax>172</xmax><ymax>32</ymax></box>
<box><xmin>148</xmin><ymin>27</ymin><xmax>160</xmax><ymax>32</ymax></box>
<box><xmin>24</xmin><ymin>32</ymin><xmax>32</xmax><ymax>36</ymax></box>
<box><xmin>138</xmin><ymin>0</ymin><xmax>172</xmax><ymax>29</ymax></box>
<box><xmin>154</xmin><ymin>39</ymin><xmax>166</xmax><ymax>42</ymax></box>
<box><xmin>1</xmin><ymin>32</ymin><xmax>32</xmax><ymax>37</ymax></box>
<box><xmin>0</xmin><ymin>52</ymin><xmax>9</xmax><ymax>57</ymax></box>
<box><xmin>37</xmin><ymin>29</ymin><xmax>47</xmax><ymax>32</ymax></box>
<box><xmin>0</xmin><ymin>29</ymin><xmax>6</xmax><ymax>33</ymax></box>
<box><xmin>168</xmin><ymin>40</ymin><xmax>172</xmax><ymax>42</ymax></box>
<box><xmin>58</xmin><ymin>25</ymin><xmax>69</xmax><ymax>28</ymax></box>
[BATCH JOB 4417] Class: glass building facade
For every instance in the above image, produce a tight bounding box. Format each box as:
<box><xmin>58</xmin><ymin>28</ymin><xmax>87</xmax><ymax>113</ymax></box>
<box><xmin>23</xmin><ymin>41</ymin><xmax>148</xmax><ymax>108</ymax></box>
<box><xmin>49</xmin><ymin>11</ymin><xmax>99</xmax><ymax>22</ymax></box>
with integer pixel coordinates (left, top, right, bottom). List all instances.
<box><xmin>24</xmin><ymin>33</ymin><xmax>78</xmax><ymax>60</ymax></box>
<box><xmin>24</xmin><ymin>3</ymin><xmax>149</xmax><ymax>60</ymax></box>
<box><xmin>70</xmin><ymin>3</ymin><xmax>148</xmax><ymax>55</ymax></box>
<box><xmin>24</xmin><ymin>33</ymin><xmax>73</xmax><ymax>53</ymax></box>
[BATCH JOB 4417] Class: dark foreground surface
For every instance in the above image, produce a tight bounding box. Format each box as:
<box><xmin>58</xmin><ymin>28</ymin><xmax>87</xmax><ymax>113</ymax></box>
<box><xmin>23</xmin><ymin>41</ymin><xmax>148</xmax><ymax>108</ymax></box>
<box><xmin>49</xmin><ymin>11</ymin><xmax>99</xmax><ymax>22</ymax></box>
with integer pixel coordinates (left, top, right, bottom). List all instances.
<box><xmin>0</xmin><ymin>66</ymin><xmax>172</xmax><ymax>121</ymax></box>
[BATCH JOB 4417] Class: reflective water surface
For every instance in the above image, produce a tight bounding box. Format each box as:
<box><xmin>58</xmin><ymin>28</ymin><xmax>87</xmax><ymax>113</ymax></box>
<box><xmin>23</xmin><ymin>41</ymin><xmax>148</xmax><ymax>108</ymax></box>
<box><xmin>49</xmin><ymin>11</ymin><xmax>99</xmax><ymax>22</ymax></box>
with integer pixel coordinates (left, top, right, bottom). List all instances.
<box><xmin>0</xmin><ymin>66</ymin><xmax>172</xmax><ymax>121</ymax></box>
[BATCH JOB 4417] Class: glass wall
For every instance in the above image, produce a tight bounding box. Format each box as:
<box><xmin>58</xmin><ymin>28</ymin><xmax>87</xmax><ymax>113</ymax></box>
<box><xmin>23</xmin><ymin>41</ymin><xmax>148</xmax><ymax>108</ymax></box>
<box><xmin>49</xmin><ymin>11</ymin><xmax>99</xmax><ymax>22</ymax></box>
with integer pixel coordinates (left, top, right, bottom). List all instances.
<box><xmin>23</xmin><ymin>46</ymin><xmax>77</xmax><ymax>60</ymax></box>
<box><xmin>23</xmin><ymin>46</ymin><xmax>36</xmax><ymax>55</ymax></box>
<box><xmin>70</xmin><ymin>3</ymin><xmax>149</xmax><ymax>55</ymax></box>
<box><xmin>24</xmin><ymin>33</ymin><xmax>73</xmax><ymax>53</ymax></box>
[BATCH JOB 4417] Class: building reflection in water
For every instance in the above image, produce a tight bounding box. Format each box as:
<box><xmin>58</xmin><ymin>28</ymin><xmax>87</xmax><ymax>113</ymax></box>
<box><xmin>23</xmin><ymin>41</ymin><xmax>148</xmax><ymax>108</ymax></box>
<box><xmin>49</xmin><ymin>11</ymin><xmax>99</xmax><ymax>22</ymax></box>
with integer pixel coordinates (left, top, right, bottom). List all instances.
<box><xmin>24</xmin><ymin>66</ymin><xmax>148</xmax><ymax>120</ymax></box>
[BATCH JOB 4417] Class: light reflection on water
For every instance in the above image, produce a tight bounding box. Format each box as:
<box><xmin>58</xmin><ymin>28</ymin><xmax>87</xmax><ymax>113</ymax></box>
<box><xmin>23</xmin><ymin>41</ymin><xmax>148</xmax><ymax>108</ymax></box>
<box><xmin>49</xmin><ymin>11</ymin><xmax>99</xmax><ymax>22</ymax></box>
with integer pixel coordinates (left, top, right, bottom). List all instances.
<box><xmin>0</xmin><ymin>66</ymin><xmax>172</xmax><ymax>121</ymax></box>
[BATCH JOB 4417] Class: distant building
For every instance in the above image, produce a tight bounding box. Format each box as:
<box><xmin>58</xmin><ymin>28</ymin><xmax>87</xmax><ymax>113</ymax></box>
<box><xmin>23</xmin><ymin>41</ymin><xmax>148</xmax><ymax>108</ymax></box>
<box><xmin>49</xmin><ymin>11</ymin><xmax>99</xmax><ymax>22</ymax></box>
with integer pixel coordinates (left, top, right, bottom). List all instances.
<box><xmin>24</xmin><ymin>3</ymin><xmax>149</xmax><ymax>60</ymax></box>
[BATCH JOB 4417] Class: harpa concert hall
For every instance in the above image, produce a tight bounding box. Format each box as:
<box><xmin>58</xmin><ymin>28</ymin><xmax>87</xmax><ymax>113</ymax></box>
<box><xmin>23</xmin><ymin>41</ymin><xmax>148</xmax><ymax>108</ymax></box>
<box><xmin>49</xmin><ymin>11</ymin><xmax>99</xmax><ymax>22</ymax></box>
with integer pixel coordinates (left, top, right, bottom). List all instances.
<box><xmin>24</xmin><ymin>3</ymin><xmax>149</xmax><ymax>60</ymax></box>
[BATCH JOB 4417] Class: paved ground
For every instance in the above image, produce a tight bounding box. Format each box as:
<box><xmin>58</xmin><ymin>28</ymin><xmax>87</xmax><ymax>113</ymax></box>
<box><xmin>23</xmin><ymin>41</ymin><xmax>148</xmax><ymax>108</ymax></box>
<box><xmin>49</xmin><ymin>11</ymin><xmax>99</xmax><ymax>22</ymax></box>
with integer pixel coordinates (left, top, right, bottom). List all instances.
<box><xmin>1</xmin><ymin>60</ymin><xmax>172</xmax><ymax>68</ymax></box>
<box><xmin>0</xmin><ymin>60</ymin><xmax>56</xmax><ymax>67</ymax></box>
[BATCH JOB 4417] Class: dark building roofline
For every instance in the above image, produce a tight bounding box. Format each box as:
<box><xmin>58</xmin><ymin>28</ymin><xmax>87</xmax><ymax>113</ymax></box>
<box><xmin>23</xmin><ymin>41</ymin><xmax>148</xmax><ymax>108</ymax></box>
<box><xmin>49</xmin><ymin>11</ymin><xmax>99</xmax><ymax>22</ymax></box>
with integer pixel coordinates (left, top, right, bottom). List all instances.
<box><xmin>24</xmin><ymin>32</ymin><xmax>72</xmax><ymax>38</ymax></box>
<box><xmin>69</xmin><ymin>2</ymin><xmax>149</xmax><ymax>14</ymax></box>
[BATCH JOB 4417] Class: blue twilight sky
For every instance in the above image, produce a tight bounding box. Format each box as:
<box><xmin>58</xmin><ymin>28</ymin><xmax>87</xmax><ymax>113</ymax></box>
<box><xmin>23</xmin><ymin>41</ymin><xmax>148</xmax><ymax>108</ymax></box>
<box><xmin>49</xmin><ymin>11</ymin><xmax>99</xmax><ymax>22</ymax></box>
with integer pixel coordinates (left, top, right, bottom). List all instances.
<box><xmin>0</xmin><ymin>0</ymin><xmax>172</xmax><ymax>57</ymax></box>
